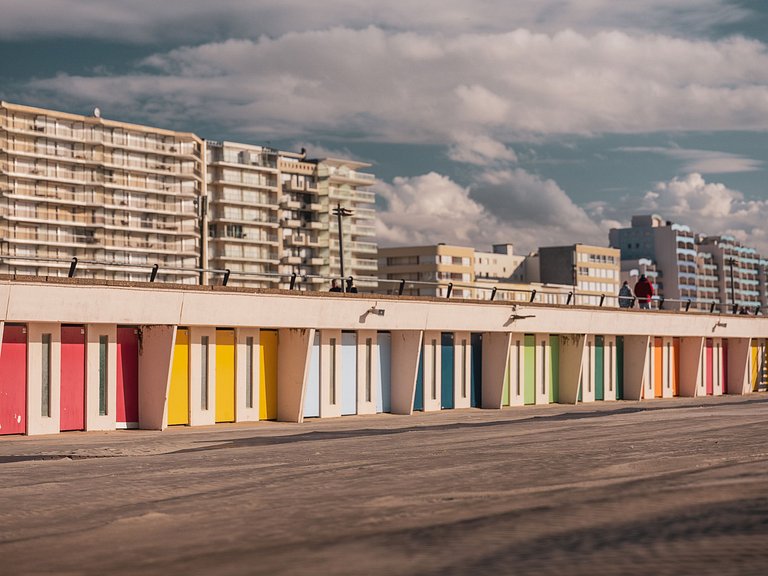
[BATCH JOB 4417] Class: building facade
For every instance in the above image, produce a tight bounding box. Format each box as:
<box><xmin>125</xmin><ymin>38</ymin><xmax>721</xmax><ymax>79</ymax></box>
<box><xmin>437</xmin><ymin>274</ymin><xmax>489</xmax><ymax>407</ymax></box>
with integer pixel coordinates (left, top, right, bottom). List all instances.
<box><xmin>377</xmin><ymin>244</ymin><xmax>476</xmax><ymax>298</ymax></box>
<box><xmin>1</xmin><ymin>101</ymin><xmax>377</xmax><ymax>291</ymax></box>
<box><xmin>610</xmin><ymin>214</ymin><xmax>767</xmax><ymax>313</ymax></box>
<box><xmin>318</xmin><ymin>159</ymin><xmax>378</xmax><ymax>290</ymax></box>
<box><xmin>206</xmin><ymin>141</ymin><xmax>281</xmax><ymax>287</ymax></box>
<box><xmin>0</xmin><ymin>101</ymin><xmax>206</xmax><ymax>283</ymax></box>
<box><xmin>538</xmin><ymin>244</ymin><xmax>621</xmax><ymax>306</ymax></box>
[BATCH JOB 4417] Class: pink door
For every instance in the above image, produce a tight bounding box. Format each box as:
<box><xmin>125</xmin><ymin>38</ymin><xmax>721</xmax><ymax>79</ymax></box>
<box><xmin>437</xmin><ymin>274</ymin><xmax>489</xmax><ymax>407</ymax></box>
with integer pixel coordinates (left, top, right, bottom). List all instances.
<box><xmin>60</xmin><ymin>326</ymin><xmax>86</xmax><ymax>431</ymax></box>
<box><xmin>0</xmin><ymin>325</ymin><xmax>27</xmax><ymax>435</ymax></box>
<box><xmin>117</xmin><ymin>327</ymin><xmax>139</xmax><ymax>427</ymax></box>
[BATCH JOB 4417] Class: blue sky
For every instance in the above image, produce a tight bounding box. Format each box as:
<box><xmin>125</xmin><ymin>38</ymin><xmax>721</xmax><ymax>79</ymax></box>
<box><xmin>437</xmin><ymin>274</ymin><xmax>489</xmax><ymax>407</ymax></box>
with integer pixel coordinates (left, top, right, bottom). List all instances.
<box><xmin>2</xmin><ymin>1</ymin><xmax>767</xmax><ymax>253</ymax></box>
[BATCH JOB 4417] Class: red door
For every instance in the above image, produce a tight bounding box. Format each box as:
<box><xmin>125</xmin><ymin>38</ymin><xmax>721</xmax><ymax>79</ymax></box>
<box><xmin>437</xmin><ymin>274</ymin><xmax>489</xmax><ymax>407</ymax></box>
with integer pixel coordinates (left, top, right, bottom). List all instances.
<box><xmin>722</xmin><ymin>340</ymin><xmax>728</xmax><ymax>395</ymax></box>
<box><xmin>61</xmin><ymin>326</ymin><xmax>86</xmax><ymax>431</ymax></box>
<box><xmin>0</xmin><ymin>325</ymin><xmax>27</xmax><ymax>435</ymax></box>
<box><xmin>117</xmin><ymin>327</ymin><xmax>139</xmax><ymax>427</ymax></box>
<box><xmin>705</xmin><ymin>338</ymin><xmax>714</xmax><ymax>396</ymax></box>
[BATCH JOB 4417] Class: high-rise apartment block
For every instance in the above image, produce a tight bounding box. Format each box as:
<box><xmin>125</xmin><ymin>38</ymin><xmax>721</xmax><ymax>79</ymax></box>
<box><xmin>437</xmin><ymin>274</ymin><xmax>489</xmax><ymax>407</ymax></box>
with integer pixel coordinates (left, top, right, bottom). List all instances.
<box><xmin>610</xmin><ymin>214</ymin><xmax>767</xmax><ymax>311</ymax></box>
<box><xmin>0</xmin><ymin>101</ymin><xmax>206</xmax><ymax>283</ymax></box>
<box><xmin>1</xmin><ymin>102</ymin><xmax>376</xmax><ymax>289</ymax></box>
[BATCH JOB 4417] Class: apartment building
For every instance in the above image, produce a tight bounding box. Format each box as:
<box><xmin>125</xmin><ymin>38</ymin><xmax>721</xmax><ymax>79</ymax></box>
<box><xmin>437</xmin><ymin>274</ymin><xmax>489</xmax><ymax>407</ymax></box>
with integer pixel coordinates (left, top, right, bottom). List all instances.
<box><xmin>609</xmin><ymin>215</ymin><xmax>698</xmax><ymax>307</ymax></box>
<box><xmin>0</xmin><ymin>101</ymin><xmax>205</xmax><ymax>283</ymax></box>
<box><xmin>205</xmin><ymin>141</ymin><xmax>281</xmax><ymax>287</ymax></box>
<box><xmin>538</xmin><ymin>244</ymin><xmax>621</xmax><ymax>306</ymax></box>
<box><xmin>0</xmin><ymin>101</ymin><xmax>378</xmax><ymax>290</ymax></box>
<box><xmin>698</xmin><ymin>235</ymin><xmax>762</xmax><ymax>312</ymax></box>
<box><xmin>377</xmin><ymin>243</ymin><xmax>574</xmax><ymax>303</ymax></box>
<box><xmin>377</xmin><ymin>244</ymin><xmax>475</xmax><ymax>298</ymax></box>
<box><xmin>318</xmin><ymin>158</ymin><xmax>378</xmax><ymax>290</ymax></box>
<box><xmin>609</xmin><ymin>214</ymin><xmax>768</xmax><ymax>312</ymax></box>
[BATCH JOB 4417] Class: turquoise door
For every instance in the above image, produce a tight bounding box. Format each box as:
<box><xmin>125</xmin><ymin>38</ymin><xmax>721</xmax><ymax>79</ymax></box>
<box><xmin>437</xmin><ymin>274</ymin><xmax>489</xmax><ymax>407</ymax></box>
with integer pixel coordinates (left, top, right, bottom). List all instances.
<box><xmin>441</xmin><ymin>333</ymin><xmax>455</xmax><ymax>409</ymax></box>
<box><xmin>414</xmin><ymin>345</ymin><xmax>424</xmax><ymax>411</ymax></box>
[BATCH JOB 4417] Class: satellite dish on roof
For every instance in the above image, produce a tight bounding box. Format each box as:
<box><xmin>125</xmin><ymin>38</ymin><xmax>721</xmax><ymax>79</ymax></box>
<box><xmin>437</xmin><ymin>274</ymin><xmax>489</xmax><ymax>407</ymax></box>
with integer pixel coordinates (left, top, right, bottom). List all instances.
<box><xmin>93</xmin><ymin>107</ymin><xmax>101</xmax><ymax>118</ymax></box>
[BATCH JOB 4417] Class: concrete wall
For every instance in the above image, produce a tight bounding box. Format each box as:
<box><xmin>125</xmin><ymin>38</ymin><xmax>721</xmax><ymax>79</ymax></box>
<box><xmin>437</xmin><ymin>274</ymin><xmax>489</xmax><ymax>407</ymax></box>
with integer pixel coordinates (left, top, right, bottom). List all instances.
<box><xmin>2</xmin><ymin>278</ymin><xmax>767</xmax><ymax>436</ymax></box>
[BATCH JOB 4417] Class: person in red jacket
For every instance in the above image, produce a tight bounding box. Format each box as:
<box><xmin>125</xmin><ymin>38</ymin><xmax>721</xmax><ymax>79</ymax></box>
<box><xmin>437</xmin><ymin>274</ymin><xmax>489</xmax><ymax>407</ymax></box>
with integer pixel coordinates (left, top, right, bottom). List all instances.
<box><xmin>633</xmin><ymin>274</ymin><xmax>654</xmax><ymax>309</ymax></box>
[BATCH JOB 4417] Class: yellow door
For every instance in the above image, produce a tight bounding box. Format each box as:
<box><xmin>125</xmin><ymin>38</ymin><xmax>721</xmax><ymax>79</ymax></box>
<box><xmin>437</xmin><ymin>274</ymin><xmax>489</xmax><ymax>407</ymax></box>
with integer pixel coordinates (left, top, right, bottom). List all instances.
<box><xmin>751</xmin><ymin>343</ymin><xmax>759</xmax><ymax>392</ymax></box>
<box><xmin>260</xmin><ymin>330</ymin><xmax>278</xmax><ymax>420</ymax></box>
<box><xmin>215</xmin><ymin>330</ymin><xmax>236</xmax><ymax>422</ymax></box>
<box><xmin>168</xmin><ymin>329</ymin><xmax>189</xmax><ymax>425</ymax></box>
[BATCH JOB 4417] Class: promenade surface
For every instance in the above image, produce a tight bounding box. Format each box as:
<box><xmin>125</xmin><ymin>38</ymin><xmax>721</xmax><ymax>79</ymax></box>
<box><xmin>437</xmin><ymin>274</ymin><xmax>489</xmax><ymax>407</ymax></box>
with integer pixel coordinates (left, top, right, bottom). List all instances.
<box><xmin>2</xmin><ymin>396</ymin><xmax>768</xmax><ymax>575</ymax></box>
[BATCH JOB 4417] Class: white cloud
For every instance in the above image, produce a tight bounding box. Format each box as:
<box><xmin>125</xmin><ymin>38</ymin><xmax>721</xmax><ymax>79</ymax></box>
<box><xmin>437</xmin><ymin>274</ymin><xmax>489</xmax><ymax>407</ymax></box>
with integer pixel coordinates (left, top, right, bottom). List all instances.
<box><xmin>595</xmin><ymin>173</ymin><xmax>768</xmax><ymax>255</ymax></box>
<box><xmin>23</xmin><ymin>27</ymin><xmax>768</xmax><ymax>150</ymax></box>
<box><xmin>447</xmin><ymin>134</ymin><xmax>518</xmax><ymax>166</ymax></box>
<box><xmin>376</xmin><ymin>169</ymin><xmax>610</xmax><ymax>253</ymax></box>
<box><xmin>618</xmin><ymin>146</ymin><xmax>763</xmax><ymax>174</ymax></box>
<box><xmin>0</xmin><ymin>1</ymin><xmax>749</xmax><ymax>42</ymax></box>
<box><xmin>376</xmin><ymin>173</ymin><xmax>503</xmax><ymax>247</ymax></box>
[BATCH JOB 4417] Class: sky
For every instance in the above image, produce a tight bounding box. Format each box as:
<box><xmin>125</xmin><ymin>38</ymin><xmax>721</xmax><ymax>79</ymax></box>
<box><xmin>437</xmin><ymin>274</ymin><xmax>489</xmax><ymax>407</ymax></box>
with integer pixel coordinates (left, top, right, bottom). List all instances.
<box><xmin>2</xmin><ymin>0</ymin><xmax>768</xmax><ymax>255</ymax></box>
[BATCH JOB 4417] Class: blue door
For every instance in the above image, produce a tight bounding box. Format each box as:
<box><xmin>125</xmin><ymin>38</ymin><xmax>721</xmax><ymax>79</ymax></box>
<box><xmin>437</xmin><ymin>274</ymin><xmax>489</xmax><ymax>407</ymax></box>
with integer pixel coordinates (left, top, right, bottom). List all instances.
<box><xmin>470</xmin><ymin>333</ymin><xmax>483</xmax><ymax>407</ymax></box>
<box><xmin>414</xmin><ymin>345</ymin><xmax>424</xmax><ymax>411</ymax></box>
<box><xmin>441</xmin><ymin>333</ymin><xmax>455</xmax><ymax>409</ymax></box>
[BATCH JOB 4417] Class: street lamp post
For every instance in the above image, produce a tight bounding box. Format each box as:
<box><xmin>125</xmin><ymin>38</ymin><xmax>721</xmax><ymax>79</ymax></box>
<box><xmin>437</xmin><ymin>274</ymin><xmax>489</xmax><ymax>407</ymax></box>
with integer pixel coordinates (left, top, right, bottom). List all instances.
<box><xmin>332</xmin><ymin>203</ymin><xmax>353</xmax><ymax>293</ymax></box>
<box><xmin>727</xmin><ymin>257</ymin><xmax>736</xmax><ymax>314</ymax></box>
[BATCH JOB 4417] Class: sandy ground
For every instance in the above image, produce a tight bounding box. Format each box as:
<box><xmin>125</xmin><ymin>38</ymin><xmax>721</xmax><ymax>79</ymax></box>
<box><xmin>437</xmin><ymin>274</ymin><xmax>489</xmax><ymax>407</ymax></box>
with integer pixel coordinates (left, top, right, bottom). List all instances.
<box><xmin>2</xmin><ymin>396</ymin><xmax>768</xmax><ymax>575</ymax></box>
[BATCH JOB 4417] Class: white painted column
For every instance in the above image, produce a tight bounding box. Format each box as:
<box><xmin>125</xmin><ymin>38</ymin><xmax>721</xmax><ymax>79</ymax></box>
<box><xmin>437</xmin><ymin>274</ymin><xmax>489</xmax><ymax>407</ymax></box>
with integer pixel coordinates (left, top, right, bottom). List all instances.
<box><xmin>422</xmin><ymin>330</ymin><xmax>441</xmax><ymax>412</ymax></box>
<box><xmin>138</xmin><ymin>325</ymin><xmax>175</xmax><ymax>430</ymax></box>
<box><xmin>235</xmin><ymin>328</ymin><xmax>260</xmax><ymax>423</ymax></box>
<box><xmin>558</xmin><ymin>334</ymin><xmax>585</xmax><ymax>405</ymax></box>
<box><xmin>581</xmin><ymin>335</ymin><xmax>596</xmax><ymax>403</ymax></box>
<box><xmin>604</xmin><ymin>335</ymin><xmax>617</xmax><ymax>401</ymax></box>
<box><xmin>189</xmin><ymin>326</ymin><xmax>216</xmax><ymax>426</ymax></box>
<box><xmin>320</xmin><ymin>329</ymin><xmax>342</xmax><ymax>418</ymax></box>
<box><xmin>679</xmin><ymin>336</ymin><xmax>703</xmax><ymax>398</ymax></box>
<box><xmin>508</xmin><ymin>334</ymin><xmax>524</xmax><ymax>406</ymax></box>
<box><xmin>623</xmin><ymin>335</ymin><xmax>650</xmax><ymax>401</ymax></box>
<box><xmin>26</xmin><ymin>322</ymin><xmax>61</xmax><ymax>436</ymax></box>
<box><xmin>662</xmin><ymin>337</ymin><xmax>675</xmax><ymax>399</ymax></box>
<box><xmin>85</xmin><ymin>324</ymin><xmax>117</xmax><ymax>431</ymax></box>
<box><xmin>726</xmin><ymin>338</ymin><xmax>751</xmax><ymax>395</ymax></box>
<box><xmin>454</xmin><ymin>331</ymin><xmax>471</xmax><ymax>409</ymax></box>
<box><xmin>277</xmin><ymin>327</ymin><xmax>314</xmax><ymax>423</ymax></box>
<box><xmin>390</xmin><ymin>330</ymin><xmax>423</xmax><ymax>415</ymax></box>
<box><xmin>356</xmin><ymin>330</ymin><xmax>378</xmax><ymax>415</ymax></box>
<box><xmin>482</xmin><ymin>332</ymin><xmax>512</xmax><ymax>409</ymax></box>
<box><xmin>535</xmin><ymin>334</ymin><xmax>550</xmax><ymax>405</ymax></box>
<box><xmin>712</xmin><ymin>338</ymin><xmax>724</xmax><ymax>396</ymax></box>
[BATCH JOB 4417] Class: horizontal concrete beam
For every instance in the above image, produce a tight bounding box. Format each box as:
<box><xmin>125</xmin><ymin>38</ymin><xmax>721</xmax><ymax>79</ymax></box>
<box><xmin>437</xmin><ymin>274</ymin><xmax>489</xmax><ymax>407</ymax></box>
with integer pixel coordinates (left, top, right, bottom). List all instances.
<box><xmin>2</xmin><ymin>279</ymin><xmax>767</xmax><ymax>339</ymax></box>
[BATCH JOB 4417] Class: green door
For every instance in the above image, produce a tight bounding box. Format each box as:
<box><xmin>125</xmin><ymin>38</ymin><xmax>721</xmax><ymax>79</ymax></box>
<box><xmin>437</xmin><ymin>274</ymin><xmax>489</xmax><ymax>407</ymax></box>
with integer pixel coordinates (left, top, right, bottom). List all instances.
<box><xmin>595</xmin><ymin>336</ymin><xmax>605</xmax><ymax>401</ymax></box>
<box><xmin>524</xmin><ymin>334</ymin><xmax>536</xmax><ymax>405</ymax></box>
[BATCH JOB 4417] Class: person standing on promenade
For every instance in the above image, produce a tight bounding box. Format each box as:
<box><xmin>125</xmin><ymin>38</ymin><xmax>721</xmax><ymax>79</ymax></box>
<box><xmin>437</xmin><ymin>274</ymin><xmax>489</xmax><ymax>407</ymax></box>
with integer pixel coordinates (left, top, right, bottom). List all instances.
<box><xmin>634</xmin><ymin>274</ymin><xmax>654</xmax><ymax>310</ymax></box>
<box><xmin>329</xmin><ymin>279</ymin><xmax>342</xmax><ymax>292</ymax></box>
<box><xmin>618</xmin><ymin>281</ymin><xmax>633</xmax><ymax>308</ymax></box>
<box><xmin>345</xmin><ymin>277</ymin><xmax>358</xmax><ymax>293</ymax></box>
